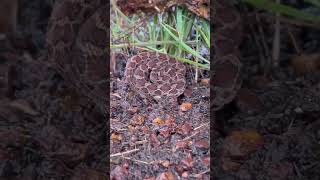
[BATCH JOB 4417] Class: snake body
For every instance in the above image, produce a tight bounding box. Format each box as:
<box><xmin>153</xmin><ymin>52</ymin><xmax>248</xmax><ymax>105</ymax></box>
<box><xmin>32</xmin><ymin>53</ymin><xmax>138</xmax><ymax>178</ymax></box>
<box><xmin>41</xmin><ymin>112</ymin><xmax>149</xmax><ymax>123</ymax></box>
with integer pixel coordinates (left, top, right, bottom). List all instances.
<box><xmin>124</xmin><ymin>52</ymin><xmax>186</xmax><ymax>101</ymax></box>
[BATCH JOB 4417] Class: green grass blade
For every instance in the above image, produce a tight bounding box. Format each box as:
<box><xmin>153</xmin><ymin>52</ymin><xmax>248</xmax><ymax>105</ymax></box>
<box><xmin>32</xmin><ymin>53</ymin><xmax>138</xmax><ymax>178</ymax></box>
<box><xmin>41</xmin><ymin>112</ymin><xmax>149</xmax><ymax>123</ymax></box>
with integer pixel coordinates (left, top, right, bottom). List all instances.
<box><xmin>304</xmin><ymin>0</ymin><xmax>320</xmax><ymax>8</ymax></box>
<box><xmin>241</xmin><ymin>0</ymin><xmax>320</xmax><ymax>23</ymax></box>
<box><xmin>161</xmin><ymin>23</ymin><xmax>209</xmax><ymax>64</ymax></box>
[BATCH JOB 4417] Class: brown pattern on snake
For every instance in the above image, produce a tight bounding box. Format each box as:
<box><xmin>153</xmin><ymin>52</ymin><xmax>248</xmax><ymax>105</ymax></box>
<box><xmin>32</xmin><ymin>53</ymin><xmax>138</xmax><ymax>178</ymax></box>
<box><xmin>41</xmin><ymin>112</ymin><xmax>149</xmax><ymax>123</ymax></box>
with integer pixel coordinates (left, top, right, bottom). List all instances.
<box><xmin>212</xmin><ymin>1</ymin><xmax>242</xmax><ymax>110</ymax></box>
<box><xmin>46</xmin><ymin>0</ymin><xmax>108</xmax><ymax>108</ymax></box>
<box><xmin>124</xmin><ymin>52</ymin><xmax>186</xmax><ymax>101</ymax></box>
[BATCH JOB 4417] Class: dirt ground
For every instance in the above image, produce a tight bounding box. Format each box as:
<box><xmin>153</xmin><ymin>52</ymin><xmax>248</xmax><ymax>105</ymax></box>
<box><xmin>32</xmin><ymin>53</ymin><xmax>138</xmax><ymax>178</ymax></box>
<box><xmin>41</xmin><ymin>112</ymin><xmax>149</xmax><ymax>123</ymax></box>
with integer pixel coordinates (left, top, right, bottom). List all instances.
<box><xmin>0</xmin><ymin>0</ymin><xmax>107</xmax><ymax>179</ymax></box>
<box><xmin>110</xmin><ymin>58</ymin><xmax>210</xmax><ymax>179</ymax></box>
<box><xmin>210</xmin><ymin>3</ymin><xmax>320</xmax><ymax>180</ymax></box>
<box><xmin>1</xmin><ymin>0</ymin><xmax>320</xmax><ymax>180</ymax></box>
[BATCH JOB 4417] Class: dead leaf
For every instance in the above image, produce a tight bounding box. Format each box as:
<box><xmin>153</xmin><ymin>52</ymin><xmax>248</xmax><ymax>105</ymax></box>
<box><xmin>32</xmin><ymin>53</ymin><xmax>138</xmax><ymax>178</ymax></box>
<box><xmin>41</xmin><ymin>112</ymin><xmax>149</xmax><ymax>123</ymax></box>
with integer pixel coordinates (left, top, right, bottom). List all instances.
<box><xmin>141</xmin><ymin>126</ymin><xmax>149</xmax><ymax>133</ymax></box>
<box><xmin>156</xmin><ymin>172</ymin><xmax>176</xmax><ymax>180</ymax></box>
<box><xmin>128</xmin><ymin>91</ymin><xmax>135</xmax><ymax>98</ymax></box>
<box><xmin>159</xmin><ymin>127</ymin><xmax>172</xmax><ymax>138</ymax></box>
<box><xmin>183</xmin><ymin>88</ymin><xmax>192</xmax><ymax>97</ymax></box>
<box><xmin>153</xmin><ymin>117</ymin><xmax>164</xmax><ymax>125</ymax></box>
<box><xmin>200</xmin><ymin>78</ymin><xmax>210</xmax><ymax>86</ymax></box>
<box><xmin>181</xmin><ymin>171</ymin><xmax>189</xmax><ymax>178</ymax></box>
<box><xmin>175</xmin><ymin>140</ymin><xmax>189</xmax><ymax>150</ymax></box>
<box><xmin>194</xmin><ymin>139</ymin><xmax>209</xmax><ymax>149</ymax></box>
<box><xmin>128</xmin><ymin>125</ymin><xmax>136</xmax><ymax>132</ymax></box>
<box><xmin>176</xmin><ymin>122</ymin><xmax>193</xmax><ymax>135</ymax></box>
<box><xmin>222</xmin><ymin>130</ymin><xmax>263</xmax><ymax>158</ymax></box>
<box><xmin>229</xmin><ymin>129</ymin><xmax>264</xmax><ymax>149</ymax></box>
<box><xmin>128</xmin><ymin>107</ymin><xmax>139</xmax><ymax>114</ymax></box>
<box><xmin>180</xmin><ymin>102</ymin><xmax>192</xmax><ymax>111</ymax></box>
<box><xmin>164</xmin><ymin>115</ymin><xmax>175</xmax><ymax>127</ymax></box>
<box><xmin>181</xmin><ymin>153</ymin><xmax>194</xmax><ymax>169</ymax></box>
<box><xmin>291</xmin><ymin>53</ymin><xmax>320</xmax><ymax>75</ymax></box>
<box><xmin>130</xmin><ymin>114</ymin><xmax>145</xmax><ymax>126</ymax></box>
<box><xmin>201</xmin><ymin>156</ymin><xmax>210</xmax><ymax>167</ymax></box>
<box><xmin>175</xmin><ymin>165</ymin><xmax>184</xmax><ymax>175</ymax></box>
<box><xmin>111</xmin><ymin>132</ymin><xmax>123</xmax><ymax>142</ymax></box>
<box><xmin>160</xmin><ymin>160</ymin><xmax>170</xmax><ymax>168</ymax></box>
<box><xmin>150</xmin><ymin>133</ymin><xmax>161</xmax><ymax>147</ymax></box>
<box><xmin>144</xmin><ymin>178</ymin><xmax>156</xmax><ymax>180</ymax></box>
<box><xmin>110</xmin><ymin>165</ymin><xmax>128</xmax><ymax>180</ymax></box>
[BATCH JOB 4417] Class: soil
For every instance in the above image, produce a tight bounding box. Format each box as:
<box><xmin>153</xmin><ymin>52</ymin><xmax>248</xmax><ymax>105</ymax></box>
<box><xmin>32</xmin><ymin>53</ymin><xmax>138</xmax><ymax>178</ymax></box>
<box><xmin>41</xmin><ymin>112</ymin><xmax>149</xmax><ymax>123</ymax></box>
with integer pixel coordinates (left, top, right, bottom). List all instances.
<box><xmin>0</xmin><ymin>0</ymin><xmax>107</xmax><ymax>179</ymax></box>
<box><xmin>110</xmin><ymin>59</ymin><xmax>210</xmax><ymax>179</ymax></box>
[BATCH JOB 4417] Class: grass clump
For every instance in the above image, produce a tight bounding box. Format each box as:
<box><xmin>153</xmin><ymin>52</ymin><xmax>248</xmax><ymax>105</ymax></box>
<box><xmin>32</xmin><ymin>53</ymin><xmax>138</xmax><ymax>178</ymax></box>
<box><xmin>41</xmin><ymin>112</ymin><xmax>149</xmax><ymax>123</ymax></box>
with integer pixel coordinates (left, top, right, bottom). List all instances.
<box><xmin>110</xmin><ymin>2</ymin><xmax>210</xmax><ymax>70</ymax></box>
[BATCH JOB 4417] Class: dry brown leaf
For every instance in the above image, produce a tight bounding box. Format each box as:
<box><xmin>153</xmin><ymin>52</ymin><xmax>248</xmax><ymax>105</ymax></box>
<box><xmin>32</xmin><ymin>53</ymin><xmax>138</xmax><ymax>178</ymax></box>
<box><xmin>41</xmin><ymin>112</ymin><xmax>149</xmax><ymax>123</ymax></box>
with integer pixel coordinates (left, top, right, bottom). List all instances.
<box><xmin>110</xmin><ymin>165</ymin><xmax>128</xmax><ymax>180</ymax></box>
<box><xmin>111</xmin><ymin>132</ymin><xmax>123</xmax><ymax>142</ymax></box>
<box><xmin>176</xmin><ymin>123</ymin><xmax>193</xmax><ymax>135</ymax></box>
<box><xmin>201</xmin><ymin>156</ymin><xmax>210</xmax><ymax>167</ymax></box>
<box><xmin>160</xmin><ymin>160</ymin><xmax>170</xmax><ymax>168</ymax></box>
<box><xmin>180</xmin><ymin>102</ymin><xmax>192</xmax><ymax>111</ymax></box>
<box><xmin>181</xmin><ymin>153</ymin><xmax>194</xmax><ymax>169</ymax></box>
<box><xmin>128</xmin><ymin>124</ymin><xmax>136</xmax><ymax>131</ymax></box>
<box><xmin>144</xmin><ymin>177</ymin><xmax>156</xmax><ymax>180</ymax></box>
<box><xmin>141</xmin><ymin>126</ymin><xmax>149</xmax><ymax>133</ymax></box>
<box><xmin>221</xmin><ymin>129</ymin><xmax>263</xmax><ymax>165</ymax></box>
<box><xmin>156</xmin><ymin>172</ymin><xmax>176</xmax><ymax>180</ymax></box>
<box><xmin>291</xmin><ymin>53</ymin><xmax>320</xmax><ymax>75</ymax></box>
<box><xmin>181</xmin><ymin>171</ymin><xmax>189</xmax><ymax>178</ymax></box>
<box><xmin>164</xmin><ymin>115</ymin><xmax>175</xmax><ymax>127</ymax></box>
<box><xmin>183</xmin><ymin>88</ymin><xmax>192</xmax><ymax>97</ymax></box>
<box><xmin>153</xmin><ymin>117</ymin><xmax>165</xmax><ymax>125</ymax></box>
<box><xmin>200</xmin><ymin>78</ymin><xmax>210</xmax><ymax>86</ymax></box>
<box><xmin>130</xmin><ymin>114</ymin><xmax>145</xmax><ymax>126</ymax></box>
<box><xmin>159</xmin><ymin>127</ymin><xmax>172</xmax><ymax>138</ymax></box>
<box><xmin>117</xmin><ymin>0</ymin><xmax>209</xmax><ymax>20</ymax></box>
<box><xmin>150</xmin><ymin>133</ymin><xmax>161</xmax><ymax>147</ymax></box>
<box><xmin>175</xmin><ymin>140</ymin><xmax>189</xmax><ymax>150</ymax></box>
<box><xmin>128</xmin><ymin>107</ymin><xmax>139</xmax><ymax>114</ymax></box>
<box><xmin>194</xmin><ymin>139</ymin><xmax>209</xmax><ymax>149</ymax></box>
<box><xmin>128</xmin><ymin>91</ymin><xmax>135</xmax><ymax>98</ymax></box>
<box><xmin>230</xmin><ymin>129</ymin><xmax>263</xmax><ymax>147</ymax></box>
